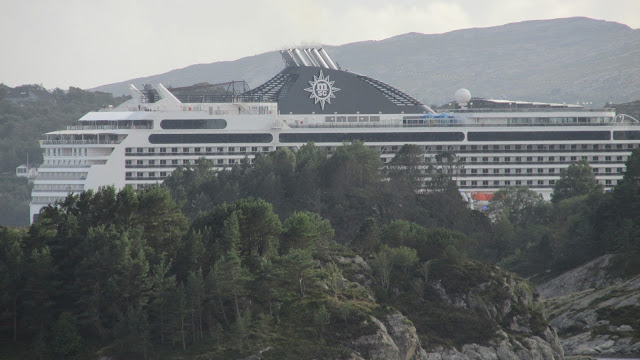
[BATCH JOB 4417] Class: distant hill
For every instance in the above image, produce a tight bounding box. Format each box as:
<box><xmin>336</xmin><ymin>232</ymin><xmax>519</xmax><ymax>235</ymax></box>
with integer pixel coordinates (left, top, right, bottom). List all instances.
<box><xmin>614</xmin><ymin>100</ymin><xmax>640</xmax><ymax>121</ymax></box>
<box><xmin>92</xmin><ymin>17</ymin><xmax>640</xmax><ymax>107</ymax></box>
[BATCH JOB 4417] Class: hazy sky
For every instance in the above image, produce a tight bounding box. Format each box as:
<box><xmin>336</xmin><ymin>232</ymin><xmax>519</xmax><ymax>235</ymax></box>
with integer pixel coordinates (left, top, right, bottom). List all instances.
<box><xmin>1</xmin><ymin>0</ymin><xmax>639</xmax><ymax>90</ymax></box>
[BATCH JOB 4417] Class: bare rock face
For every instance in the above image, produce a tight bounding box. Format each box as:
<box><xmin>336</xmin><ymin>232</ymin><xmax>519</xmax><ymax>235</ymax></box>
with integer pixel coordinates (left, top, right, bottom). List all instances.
<box><xmin>340</xmin><ymin>255</ymin><xmax>565</xmax><ymax>360</ymax></box>
<box><xmin>352</xmin><ymin>314</ymin><xmax>422</xmax><ymax>360</ymax></box>
<box><xmin>537</xmin><ymin>255</ymin><xmax>621</xmax><ymax>299</ymax></box>
<box><xmin>352</xmin><ymin>313</ymin><xmax>563</xmax><ymax>360</ymax></box>
<box><xmin>540</xmin><ymin>254</ymin><xmax>640</xmax><ymax>357</ymax></box>
<box><xmin>348</xmin><ymin>267</ymin><xmax>564</xmax><ymax>360</ymax></box>
<box><xmin>418</xmin><ymin>328</ymin><xmax>563</xmax><ymax>360</ymax></box>
<box><xmin>385</xmin><ymin>313</ymin><xmax>422</xmax><ymax>360</ymax></box>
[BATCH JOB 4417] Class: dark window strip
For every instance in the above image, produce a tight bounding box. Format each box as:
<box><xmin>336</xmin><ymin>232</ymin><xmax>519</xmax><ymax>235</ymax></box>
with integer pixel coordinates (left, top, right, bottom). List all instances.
<box><xmin>613</xmin><ymin>131</ymin><xmax>640</xmax><ymax>141</ymax></box>
<box><xmin>160</xmin><ymin>119</ymin><xmax>227</xmax><ymax>130</ymax></box>
<box><xmin>279</xmin><ymin>132</ymin><xmax>464</xmax><ymax>143</ymax></box>
<box><xmin>149</xmin><ymin>133</ymin><xmax>272</xmax><ymax>144</ymax></box>
<box><xmin>468</xmin><ymin>131</ymin><xmax>610</xmax><ymax>142</ymax></box>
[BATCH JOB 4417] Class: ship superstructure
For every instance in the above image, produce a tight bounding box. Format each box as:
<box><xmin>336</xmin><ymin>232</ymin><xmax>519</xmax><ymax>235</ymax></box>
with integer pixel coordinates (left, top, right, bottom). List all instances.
<box><xmin>30</xmin><ymin>48</ymin><xmax>640</xmax><ymax>222</ymax></box>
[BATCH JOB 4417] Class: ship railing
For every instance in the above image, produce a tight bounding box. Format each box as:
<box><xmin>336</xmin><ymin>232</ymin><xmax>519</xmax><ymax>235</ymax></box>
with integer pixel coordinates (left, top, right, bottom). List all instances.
<box><xmin>32</xmin><ymin>187</ymin><xmax>84</xmax><ymax>193</ymax></box>
<box><xmin>66</xmin><ymin>125</ymin><xmax>153</xmax><ymax>131</ymax></box>
<box><xmin>40</xmin><ymin>139</ymin><xmax>124</xmax><ymax>145</ymax></box>
<box><xmin>286</xmin><ymin>121</ymin><xmax>639</xmax><ymax>129</ymax></box>
<box><xmin>440</xmin><ymin>107</ymin><xmax>615</xmax><ymax>113</ymax></box>
<box><xmin>174</xmin><ymin>94</ymin><xmax>279</xmax><ymax>104</ymax></box>
<box><xmin>35</xmin><ymin>174</ymin><xmax>87</xmax><ymax>180</ymax></box>
<box><xmin>38</xmin><ymin>164</ymin><xmax>92</xmax><ymax>168</ymax></box>
<box><xmin>98</xmin><ymin>106</ymin><xmax>158</xmax><ymax>112</ymax></box>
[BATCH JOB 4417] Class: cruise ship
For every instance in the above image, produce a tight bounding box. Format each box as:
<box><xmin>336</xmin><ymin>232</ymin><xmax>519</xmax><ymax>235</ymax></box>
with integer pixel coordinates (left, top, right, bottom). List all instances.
<box><xmin>30</xmin><ymin>48</ymin><xmax>640</xmax><ymax>222</ymax></box>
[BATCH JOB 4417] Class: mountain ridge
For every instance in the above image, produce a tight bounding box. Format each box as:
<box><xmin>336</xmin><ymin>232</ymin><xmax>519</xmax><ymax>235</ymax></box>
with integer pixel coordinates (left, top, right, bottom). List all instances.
<box><xmin>91</xmin><ymin>17</ymin><xmax>640</xmax><ymax>106</ymax></box>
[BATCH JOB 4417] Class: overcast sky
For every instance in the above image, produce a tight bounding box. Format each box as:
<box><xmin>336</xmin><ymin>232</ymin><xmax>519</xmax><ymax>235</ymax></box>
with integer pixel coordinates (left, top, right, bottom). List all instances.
<box><xmin>1</xmin><ymin>0</ymin><xmax>638</xmax><ymax>90</ymax></box>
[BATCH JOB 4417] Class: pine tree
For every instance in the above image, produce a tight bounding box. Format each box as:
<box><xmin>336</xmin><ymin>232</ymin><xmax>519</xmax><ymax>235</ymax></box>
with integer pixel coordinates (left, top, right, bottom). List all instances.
<box><xmin>149</xmin><ymin>256</ymin><xmax>176</xmax><ymax>344</ymax></box>
<box><xmin>0</xmin><ymin>226</ymin><xmax>26</xmax><ymax>341</ymax></box>
<box><xmin>213</xmin><ymin>249</ymin><xmax>253</xmax><ymax>320</ymax></box>
<box><xmin>186</xmin><ymin>269</ymin><xmax>205</xmax><ymax>343</ymax></box>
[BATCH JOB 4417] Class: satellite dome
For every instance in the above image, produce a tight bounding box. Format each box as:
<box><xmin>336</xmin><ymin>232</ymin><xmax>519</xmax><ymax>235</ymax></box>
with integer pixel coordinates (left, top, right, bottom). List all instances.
<box><xmin>455</xmin><ymin>88</ymin><xmax>471</xmax><ymax>104</ymax></box>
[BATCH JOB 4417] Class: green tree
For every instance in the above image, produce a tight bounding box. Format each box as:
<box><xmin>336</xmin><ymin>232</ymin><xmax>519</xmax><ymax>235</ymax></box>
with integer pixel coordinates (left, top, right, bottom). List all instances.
<box><xmin>113</xmin><ymin>306</ymin><xmax>151</xmax><ymax>359</ymax></box>
<box><xmin>281</xmin><ymin>211</ymin><xmax>334</xmax><ymax>253</ymax></box>
<box><xmin>134</xmin><ymin>186</ymin><xmax>189</xmax><ymax>261</ymax></box>
<box><xmin>213</xmin><ymin>249</ymin><xmax>253</xmax><ymax>320</ymax></box>
<box><xmin>589</xmin><ymin>148</ymin><xmax>640</xmax><ymax>275</ymax></box>
<box><xmin>231</xmin><ymin>309</ymin><xmax>251</xmax><ymax>352</ymax></box>
<box><xmin>432</xmin><ymin>151</ymin><xmax>463</xmax><ymax>182</ymax></box>
<box><xmin>413</xmin><ymin>227</ymin><xmax>473</xmax><ymax>262</ymax></box>
<box><xmin>488</xmin><ymin>213</ymin><xmax>518</xmax><ymax>261</ymax></box>
<box><xmin>549</xmin><ymin>193</ymin><xmax>602</xmax><ymax>271</ymax></box>
<box><xmin>149</xmin><ymin>256</ymin><xmax>176</xmax><ymax>344</ymax></box>
<box><xmin>389</xmin><ymin>144</ymin><xmax>426</xmax><ymax>191</ymax></box>
<box><xmin>313</xmin><ymin>305</ymin><xmax>331</xmax><ymax>337</ymax></box>
<box><xmin>73</xmin><ymin>224</ymin><xmax>122</xmax><ymax>338</ymax></box>
<box><xmin>173</xmin><ymin>283</ymin><xmax>189</xmax><ymax>351</ymax></box>
<box><xmin>51</xmin><ymin>312</ymin><xmax>82</xmax><ymax>359</ymax></box>
<box><xmin>381</xmin><ymin>220</ymin><xmax>420</xmax><ymax>248</ymax></box>
<box><xmin>324</xmin><ymin>262</ymin><xmax>346</xmax><ymax>296</ymax></box>
<box><xmin>186</xmin><ymin>268</ymin><xmax>205</xmax><ymax>343</ymax></box>
<box><xmin>22</xmin><ymin>246</ymin><xmax>57</xmax><ymax>344</ymax></box>
<box><xmin>389</xmin><ymin>246</ymin><xmax>419</xmax><ymax>275</ymax></box>
<box><xmin>279</xmin><ymin>248</ymin><xmax>318</xmax><ymax>299</ymax></box>
<box><xmin>488</xmin><ymin>187</ymin><xmax>549</xmax><ymax>228</ymax></box>
<box><xmin>352</xmin><ymin>217</ymin><xmax>380</xmax><ymax>255</ymax></box>
<box><xmin>0</xmin><ymin>226</ymin><xmax>26</xmax><ymax>341</ymax></box>
<box><xmin>233</xmin><ymin>197</ymin><xmax>282</xmax><ymax>263</ymax></box>
<box><xmin>552</xmin><ymin>160</ymin><xmax>601</xmax><ymax>203</ymax></box>
<box><xmin>370</xmin><ymin>246</ymin><xmax>393</xmax><ymax>292</ymax></box>
<box><xmin>291</xmin><ymin>143</ymin><xmax>326</xmax><ymax>212</ymax></box>
<box><xmin>220</xmin><ymin>211</ymin><xmax>241</xmax><ymax>255</ymax></box>
<box><xmin>321</xmin><ymin>141</ymin><xmax>383</xmax><ymax>241</ymax></box>
<box><xmin>323</xmin><ymin>141</ymin><xmax>382</xmax><ymax>192</ymax></box>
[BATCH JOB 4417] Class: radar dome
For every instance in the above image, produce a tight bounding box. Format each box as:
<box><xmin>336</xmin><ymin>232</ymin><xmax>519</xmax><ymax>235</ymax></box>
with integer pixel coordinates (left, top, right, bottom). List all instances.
<box><xmin>455</xmin><ymin>88</ymin><xmax>471</xmax><ymax>104</ymax></box>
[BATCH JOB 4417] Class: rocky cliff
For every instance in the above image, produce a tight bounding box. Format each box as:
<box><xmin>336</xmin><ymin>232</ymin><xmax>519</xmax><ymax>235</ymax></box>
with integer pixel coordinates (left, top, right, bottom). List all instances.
<box><xmin>349</xmin><ymin>312</ymin><xmax>562</xmax><ymax>360</ymax></box>
<box><xmin>340</xmin><ymin>257</ymin><xmax>564</xmax><ymax>360</ymax></box>
<box><xmin>540</xmin><ymin>254</ymin><xmax>640</xmax><ymax>357</ymax></box>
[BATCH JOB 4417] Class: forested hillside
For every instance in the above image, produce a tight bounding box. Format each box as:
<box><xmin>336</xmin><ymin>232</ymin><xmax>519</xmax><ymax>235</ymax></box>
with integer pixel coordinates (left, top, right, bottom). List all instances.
<box><xmin>614</xmin><ymin>100</ymin><xmax>640</xmax><ymax>121</ymax></box>
<box><xmin>3</xmin><ymin>142</ymin><xmax>640</xmax><ymax>359</ymax></box>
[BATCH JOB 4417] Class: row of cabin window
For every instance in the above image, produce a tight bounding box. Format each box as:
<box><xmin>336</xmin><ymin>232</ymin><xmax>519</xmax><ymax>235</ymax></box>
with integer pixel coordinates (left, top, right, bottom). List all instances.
<box><xmin>459</xmin><ymin>155</ymin><xmax>626</xmax><ymax>163</ymax></box>
<box><xmin>324</xmin><ymin>115</ymin><xmax>382</xmax><ymax>122</ymax></box>
<box><xmin>33</xmin><ymin>184</ymin><xmax>84</xmax><ymax>191</ymax></box>
<box><xmin>309</xmin><ymin>143</ymin><xmax>636</xmax><ymax>153</ymax></box>
<box><xmin>459</xmin><ymin>167</ymin><xmax>623</xmax><ymax>175</ymax></box>
<box><xmin>458</xmin><ymin>179</ymin><xmax>618</xmax><ymax>187</ymax></box>
<box><xmin>46</xmin><ymin>148</ymin><xmax>88</xmax><ymax>156</ymax></box>
<box><xmin>31</xmin><ymin>196</ymin><xmax>67</xmax><ymax>204</ymax></box>
<box><xmin>124</xmin><ymin>143</ymin><xmax>638</xmax><ymax>156</ymax></box>
<box><xmin>283</xmin><ymin>143</ymin><xmax>636</xmax><ymax>153</ymax></box>
<box><xmin>456</xmin><ymin>143</ymin><xmax>636</xmax><ymax>151</ymax></box>
<box><xmin>36</xmin><ymin>172</ymin><xmax>87</xmax><ymax>179</ymax></box>
<box><xmin>126</xmin><ymin>158</ymin><xmax>253</xmax><ymax>166</ymax></box>
<box><xmin>459</xmin><ymin>180</ymin><xmax>557</xmax><ymax>187</ymax></box>
<box><xmin>126</xmin><ymin>146</ymin><xmax>271</xmax><ymax>154</ymax></box>
<box><xmin>125</xmin><ymin>158</ymin><xmax>253</xmax><ymax>171</ymax></box>
<box><xmin>44</xmin><ymin>159</ymin><xmax>91</xmax><ymax>166</ymax></box>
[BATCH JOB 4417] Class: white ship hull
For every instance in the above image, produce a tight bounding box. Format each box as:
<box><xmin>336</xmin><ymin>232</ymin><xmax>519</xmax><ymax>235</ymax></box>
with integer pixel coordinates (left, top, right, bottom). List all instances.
<box><xmin>29</xmin><ymin>49</ymin><xmax>640</xmax><ymax>222</ymax></box>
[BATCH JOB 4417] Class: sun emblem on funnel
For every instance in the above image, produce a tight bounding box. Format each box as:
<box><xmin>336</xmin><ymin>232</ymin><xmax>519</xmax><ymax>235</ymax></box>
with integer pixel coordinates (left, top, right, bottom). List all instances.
<box><xmin>304</xmin><ymin>70</ymin><xmax>340</xmax><ymax>110</ymax></box>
